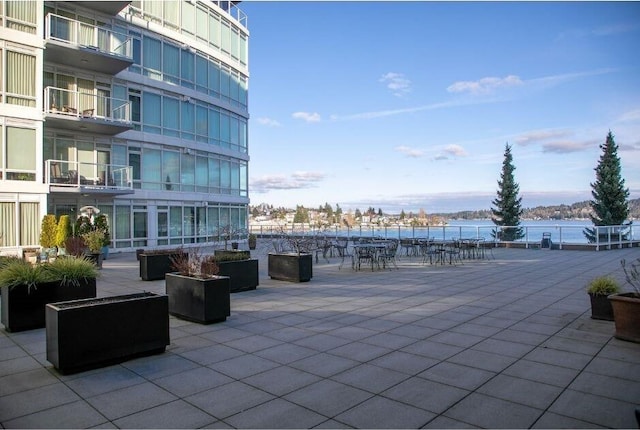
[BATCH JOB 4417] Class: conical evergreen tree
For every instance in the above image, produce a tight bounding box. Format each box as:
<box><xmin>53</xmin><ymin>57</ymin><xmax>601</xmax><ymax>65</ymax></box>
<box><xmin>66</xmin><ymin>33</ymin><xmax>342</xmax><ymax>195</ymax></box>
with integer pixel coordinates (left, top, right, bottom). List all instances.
<box><xmin>491</xmin><ymin>143</ymin><xmax>524</xmax><ymax>241</ymax></box>
<box><xmin>584</xmin><ymin>131</ymin><xmax>630</xmax><ymax>242</ymax></box>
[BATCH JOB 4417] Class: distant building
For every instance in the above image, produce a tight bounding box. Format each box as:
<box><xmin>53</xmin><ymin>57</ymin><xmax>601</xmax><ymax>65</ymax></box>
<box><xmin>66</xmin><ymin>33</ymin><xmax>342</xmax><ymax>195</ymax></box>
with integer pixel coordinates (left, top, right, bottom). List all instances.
<box><xmin>0</xmin><ymin>1</ymin><xmax>249</xmax><ymax>253</ymax></box>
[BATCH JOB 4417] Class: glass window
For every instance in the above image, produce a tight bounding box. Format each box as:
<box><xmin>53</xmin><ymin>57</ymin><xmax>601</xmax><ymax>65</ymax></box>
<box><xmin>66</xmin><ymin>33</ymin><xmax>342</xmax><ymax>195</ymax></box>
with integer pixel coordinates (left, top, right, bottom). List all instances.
<box><xmin>181</xmin><ymin>1</ymin><xmax>195</xmax><ymax>35</ymax></box>
<box><xmin>6</xmin><ymin>51</ymin><xmax>36</xmax><ymax>106</ymax></box>
<box><xmin>208</xmin><ymin>110</ymin><xmax>220</xmax><ymax>145</ymax></box>
<box><xmin>196</xmin><ymin>105</ymin><xmax>207</xmax><ymax>142</ymax></box>
<box><xmin>116</xmin><ymin>206</ymin><xmax>131</xmax><ymax>245</ymax></box>
<box><xmin>220</xmin><ymin>159</ymin><xmax>230</xmax><ymax>191</ymax></box>
<box><xmin>196</xmin><ymin>156</ymin><xmax>207</xmax><ymax>191</ymax></box>
<box><xmin>181</xmin><ymin>50</ymin><xmax>194</xmax><ymax>88</ymax></box>
<box><xmin>129</xmin><ymin>152</ymin><xmax>140</xmax><ymax>181</ymax></box>
<box><xmin>19</xmin><ymin>202</ymin><xmax>39</xmax><ymax>246</ymax></box>
<box><xmin>163</xmin><ymin>150</ymin><xmax>179</xmax><ymax>190</ymax></box>
<box><xmin>163</xmin><ymin>97</ymin><xmax>180</xmax><ymax>137</ymax></box>
<box><xmin>231</xmin><ymin>161</ymin><xmax>240</xmax><ymax>194</ymax></box>
<box><xmin>181</xmin><ymin>153</ymin><xmax>195</xmax><ymax>191</ymax></box>
<box><xmin>240</xmin><ymin>34</ymin><xmax>247</xmax><ymax>65</ymax></box>
<box><xmin>142</xmin><ymin>92</ymin><xmax>161</xmax><ymax>133</ymax></box>
<box><xmin>142</xmin><ymin>36</ymin><xmax>161</xmax><ymax>79</ymax></box>
<box><xmin>195</xmin><ymin>55</ymin><xmax>208</xmax><ymax>92</ymax></box>
<box><xmin>240</xmin><ymin>162</ymin><xmax>247</xmax><ymax>196</ymax></box>
<box><xmin>220</xmin><ymin>113</ymin><xmax>230</xmax><ymax>148</ymax></box>
<box><xmin>220</xmin><ymin>66</ymin><xmax>230</xmax><ymax>98</ymax></box>
<box><xmin>230</xmin><ymin>116</ymin><xmax>239</xmax><ymax>147</ymax></box>
<box><xmin>6</xmin><ymin>1</ymin><xmax>37</xmax><ymax>33</ymax></box>
<box><xmin>169</xmin><ymin>206</ymin><xmax>182</xmax><ymax>240</ymax></box>
<box><xmin>221</xmin><ymin>20</ymin><xmax>230</xmax><ymax>53</ymax></box>
<box><xmin>196</xmin><ymin>7</ymin><xmax>208</xmax><ymax>41</ymax></box>
<box><xmin>142</xmin><ymin>148</ymin><xmax>161</xmax><ymax>189</ymax></box>
<box><xmin>208</xmin><ymin>158</ymin><xmax>220</xmax><ymax>191</ymax></box>
<box><xmin>6</xmin><ymin>127</ymin><xmax>36</xmax><ymax>178</ymax></box>
<box><xmin>207</xmin><ymin>206</ymin><xmax>218</xmax><ymax>237</ymax></box>
<box><xmin>158</xmin><ymin>211</ymin><xmax>168</xmax><ymax>239</ymax></box>
<box><xmin>129</xmin><ymin>90</ymin><xmax>141</xmax><ymax>123</ymax></box>
<box><xmin>208</xmin><ymin>62</ymin><xmax>220</xmax><ymax>97</ymax></box>
<box><xmin>209</xmin><ymin>14</ymin><xmax>220</xmax><ymax>49</ymax></box>
<box><xmin>0</xmin><ymin>202</ymin><xmax>16</xmax><ymax>246</ymax></box>
<box><xmin>164</xmin><ymin>0</ymin><xmax>179</xmax><ymax>28</ymax></box>
<box><xmin>163</xmin><ymin>43</ymin><xmax>180</xmax><ymax>84</ymax></box>
<box><xmin>181</xmin><ymin>101</ymin><xmax>194</xmax><ymax>139</ymax></box>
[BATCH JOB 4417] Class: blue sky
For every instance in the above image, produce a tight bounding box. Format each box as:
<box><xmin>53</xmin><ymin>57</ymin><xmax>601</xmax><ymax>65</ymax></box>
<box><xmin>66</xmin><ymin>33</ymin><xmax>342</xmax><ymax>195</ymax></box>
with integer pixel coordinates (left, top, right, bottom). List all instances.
<box><xmin>240</xmin><ymin>1</ymin><xmax>640</xmax><ymax>213</ymax></box>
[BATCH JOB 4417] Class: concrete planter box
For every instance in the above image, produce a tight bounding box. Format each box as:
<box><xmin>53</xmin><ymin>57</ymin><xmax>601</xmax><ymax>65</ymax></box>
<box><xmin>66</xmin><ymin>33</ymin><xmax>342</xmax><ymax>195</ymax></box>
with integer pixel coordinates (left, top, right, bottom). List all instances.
<box><xmin>46</xmin><ymin>292</ymin><xmax>169</xmax><ymax>374</ymax></box>
<box><xmin>165</xmin><ymin>273</ymin><xmax>230</xmax><ymax>323</ymax></box>
<box><xmin>268</xmin><ymin>253</ymin><xmax>313</xmax><ymax>282</ymax></box>
<box><xmin>1</xmin><ymin>279</ymin><xmax>97</xmax><ymax>332</ymax></box>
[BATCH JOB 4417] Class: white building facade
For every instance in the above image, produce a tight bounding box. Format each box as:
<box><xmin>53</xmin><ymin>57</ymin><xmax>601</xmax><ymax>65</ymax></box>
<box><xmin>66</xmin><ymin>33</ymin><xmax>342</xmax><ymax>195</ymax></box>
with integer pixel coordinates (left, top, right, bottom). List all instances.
<box><xmin>0</xmin><ymin>0</ymin><xmax>250</xmax><ymax>253</ymax></box>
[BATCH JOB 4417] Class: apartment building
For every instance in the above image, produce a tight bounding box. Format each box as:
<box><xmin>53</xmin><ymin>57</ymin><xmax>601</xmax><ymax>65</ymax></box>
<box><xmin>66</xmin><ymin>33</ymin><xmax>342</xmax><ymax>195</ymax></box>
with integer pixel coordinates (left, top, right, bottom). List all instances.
<box><xmin>0</xmin><ymin>0</ymin><xmax>250</xmax><ymax>253</ymax></box>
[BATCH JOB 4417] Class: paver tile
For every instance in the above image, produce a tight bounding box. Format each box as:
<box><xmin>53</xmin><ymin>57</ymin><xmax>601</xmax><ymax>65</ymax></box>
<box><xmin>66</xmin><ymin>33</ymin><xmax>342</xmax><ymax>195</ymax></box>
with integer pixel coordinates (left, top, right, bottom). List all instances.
<box><xmin>334</xmin><ymin>395</ymin><xmax>435</xmax><ymax>429</ymax></box>
<box><xmin>3</xmin><ymin>400</ymin><xmax>108</xmax><ymax>429</ymax></box>
<box><xmin>113</xmin><ymin>399</ymin><xmax>215</xmax><ymax>429</ymax></box>
<box><xmin>548</xmin><ymin>389</ymin><xmax>639</xmax><ymax>429</ymax></box>
<box><xmin>382</xmin><ymin>377</ymin><xmax>470</xmax><ymax>414</ymax></box>
<box><xmin>225</xmin><ymin>398</ymin><xmax>326</xmax><ymax>429</ymax></box>
<box><xmin>418</xmin><ymin>362</ymin><xmax>496</xmax><ymax>391</ymax></box>
<box><xmin>242</xmin><ymin>365</ymin><xmax>321</xmax><ymax>396</ymax></box>
<box><xmin>185</xmin><ymin>381</ymin><xmax>274</xmax><ymax>419</ymax></box>
<box><xmin>476</xmin><ymin>374</ymin><xmax>563</xmax><ymax>409</ymax></box>
<box><xmin>153</xmin><ymin>366</ymin><xmax>234</xmax><ymax>397</ymax></box>
<box><xmin>331</xmin><ymin>363</ymin><xmax>409</xmax><ymax>394</ymax></box>
<box><xmin>85</xmin><ymin>382</ymin><xmax>176</xmax><ymax>421</ymax></box>
<box><xmin>0</xmin><ymin>382</ymin><xmax>80</xmax><ymax>422</ymax></box>
<box><xmin>444</xmin><ymin>392</ymin><xmax>542</xmax><ymax>429</ymax></box>
<box><xmin>284</xmin><ymin>379</ymin><xmax>372</xmax><ymax>417</ymax></box>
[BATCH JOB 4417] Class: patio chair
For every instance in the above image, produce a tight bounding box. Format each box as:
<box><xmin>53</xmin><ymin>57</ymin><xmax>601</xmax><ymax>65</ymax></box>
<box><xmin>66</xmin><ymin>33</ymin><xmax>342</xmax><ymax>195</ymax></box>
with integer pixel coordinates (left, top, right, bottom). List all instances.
<box><xmin>352</xmin><ymin>245</ymin><xmax>377</xmax><ymax>271</ymax></box>
<box><xmin>445</xmin><ymin>240</ymin><xmax>463</xmax><ymax>266</ymax></box>
<box><xmin>541</xmin><ymin>232</ymin><xmax>552</xmax><ymax>249</ymax></box>
<box><xmin>314</xmin><ymin>238</ymin><xmax>331</xmax><ymax>263</ymax></box>
<box><xmin>379</xmin><ymin>240</ymin><xmax>399</xmax><ymax>269</ymax></box>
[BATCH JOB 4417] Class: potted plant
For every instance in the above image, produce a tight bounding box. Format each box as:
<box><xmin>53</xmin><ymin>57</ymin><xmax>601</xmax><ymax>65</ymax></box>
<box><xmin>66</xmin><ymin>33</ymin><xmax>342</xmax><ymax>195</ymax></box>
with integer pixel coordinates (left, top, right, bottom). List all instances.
<box><xmin>82</xmin><ymin>229</ymin><xmax>106</xmax><ymax>269</ymax></box>
<box><xmin>93</xmin><ymin>214</ymin><xmax>111</xmax><ymax>260</ymax></box>
<box><xmin>55</xmin><ymin>215</ymin><xmax>71</xmax><ymax>257</ymax></box>
<box><xmin>203</xmin><ymin>252</ymin><xmax>258</xmax><ymax>293</ymax></box>
<box><xmin>46</xmin><ymin>292</ymin><xmax>169</xmax><ymax>374</ymax></box>
<box><xmin>0</xmin><ymin>257</ymin><xmax>97</xmax><ymax>332</ymax></box>
<box><xmin>139</xmin><ymin>248</ymin><xmax>187</xmax><ymax>281</ymax></box>
<box><xmin>40</xmin><ymin>214</ymin><xmax>58</xmax><ymax>261</ymax></box>
<box><xmin>609</xmin><ymin>258</ymin><xmax>640</xmax><ymax>343</ymax></box>
<box><xmin>248</xmin><ymin>233</ymin><xmax>257</xmax><ymax>250</ymax></box>
<box><xmin>268</xmin><ymin>228</ymin><xmax>314</xmax><ymax>282</ymax></box>
<box><xmin>165</xmin><ymin>248</ymin><xmax>230</xmax><ymax>324</ymax></box>
<box><xmin>586</xmin><ymin>276</ymin><xmax>620</xmax><ymax>320</ymax></box>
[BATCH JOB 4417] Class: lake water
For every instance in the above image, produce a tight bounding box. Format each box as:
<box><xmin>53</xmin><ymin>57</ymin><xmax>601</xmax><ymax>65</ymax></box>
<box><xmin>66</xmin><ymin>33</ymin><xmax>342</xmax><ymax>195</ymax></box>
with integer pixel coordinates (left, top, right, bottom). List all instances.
<box><xmin>251</xmin><ymin>219</ymin><xmax>637</xmax><ymax>244</ymax></box>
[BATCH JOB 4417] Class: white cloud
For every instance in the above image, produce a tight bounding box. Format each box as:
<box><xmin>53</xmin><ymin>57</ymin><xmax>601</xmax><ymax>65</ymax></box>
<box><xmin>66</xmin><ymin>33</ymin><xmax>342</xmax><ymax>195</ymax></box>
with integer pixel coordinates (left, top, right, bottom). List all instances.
<box><xmin>292</xmin><ymin>112</ymin><xmax>321</xmax><ymax>123</ymax></box>
<box><xmin>250</xmin><ymin>171</ymin><xmax>326</xmax><ymax>193</ymax></box>
<box><xmin>380</xmin><ymin>72</ymin><xmax>412</xmax><ymax>97</ymax></box>
<box><xmin>257</xmin><ymin>117</ymin><xmax>281</xmax><ymax>127</ymax></box>
<box><xmin>447</xmin><ymin>75</ymin><xmax>523</xmax><ymax>95</ymax></box>
<box><xmin>618</xmin><ymin>109</ymin><xmax>640</xmax><ymax>123</ymax></box>
<box><xmin>542</xmin><ymin>140</ymin><xmax>595</xmax><ymax>154</ymax></box>
<box><xmin>443</xmin><ymin>144</ymin><xmax>468</xmax><ymax>157</ymax></box>
<box><xmin>394</xmin><ymin>145</ymin><xmax>424</xmax><ymax>158</ymax></box>
<box><xmin>515</xmin><ymin>129</ymin><xmax>573</xmax><ymax>146</ymax></box>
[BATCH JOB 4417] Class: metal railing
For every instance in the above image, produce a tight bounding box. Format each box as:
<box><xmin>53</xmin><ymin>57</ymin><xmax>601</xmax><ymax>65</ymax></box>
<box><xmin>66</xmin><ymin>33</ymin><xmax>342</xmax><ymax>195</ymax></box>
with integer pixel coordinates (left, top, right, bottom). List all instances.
<box><xmin>248</xmin><ymin>223</ymin><xmax>638</xmax><ymax>250</ymax></box>
<box><xmin>44</xmin><ymin>87</ymin><xmax>130</xmax><ymax>123</ymax></box>
<box><xmin>45</xmin><ymin>13</ymin><xmax>133</xmax><ymax>59</ymax></box>
<box><xmin>45</xmin><ymin>159</ymin><xmax>132</xmax><ymax>190</ymax></box>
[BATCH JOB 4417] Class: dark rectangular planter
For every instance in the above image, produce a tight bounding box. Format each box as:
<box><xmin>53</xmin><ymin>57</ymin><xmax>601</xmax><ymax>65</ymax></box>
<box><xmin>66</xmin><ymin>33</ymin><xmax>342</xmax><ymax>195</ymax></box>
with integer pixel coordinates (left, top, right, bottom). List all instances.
<box><xmin>1</xmin><ymin>279</ymin><xmax>97</xmax><ymax>332</ymax></box>
<box><xmin>268</xmin><ymin>253</ymin><xmax>313</xmax><ymax>282</ymax></box>
<box><xmin>139</xmin><ymin>252</ymin><xmax>185</xmax><ymax>281</ymax></box>
<box><xmin>217</xmin><ymin>259</ymin><xmax>259</xmax><ymax>293</ymax></box>
<box><xmin>214</xmin><ymin>250</ymin><xmax>251</xmax><ymax>260</ymax></box>
<box><xmin>589</xmin><ymin>293</ymin><xmax>614</xmax><ymax>321</ymax></box>
<box><xmin>165</xmin><ymin>273</ymin><xmax>230</xmax><ymax>323</ymax></box>
<box><xmin>46</xmin><ymin>292</ymin><xmax>169</xmax><ymax>374</ymax></box>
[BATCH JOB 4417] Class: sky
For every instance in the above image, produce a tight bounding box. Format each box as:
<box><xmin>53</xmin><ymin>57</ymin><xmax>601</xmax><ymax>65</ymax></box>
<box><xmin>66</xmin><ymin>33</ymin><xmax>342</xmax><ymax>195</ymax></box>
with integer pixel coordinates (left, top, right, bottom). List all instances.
<box><xmin>239</xmin><ymin>1</ymin><xmax>640</xmax><ymax>214</ymax></box>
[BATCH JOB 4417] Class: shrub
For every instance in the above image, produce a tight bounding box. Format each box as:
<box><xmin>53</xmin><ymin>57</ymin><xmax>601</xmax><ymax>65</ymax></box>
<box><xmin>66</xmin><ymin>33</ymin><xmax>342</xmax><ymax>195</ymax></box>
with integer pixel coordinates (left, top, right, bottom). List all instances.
<box><xmin>0</xmin><ymin>259</ymin><xmax>53</xmax><ymax>291</ymax></box>
<box><xmin>171</xmin><ymin>247</ymin><xmax>219</xmax><ymax>278</ymax></box>
<box><xmin>40</xmin><ymin>214</ymin><xmax>58</xmax><ymax>249</ymax></box>
<box><xmin>55</xmin><ymin>215</ymin><xmax>72</xmax><ymax>249</ymax></box>
<box><xmin>45</xmin><ymin>257</ymin><xmax>98</xmax><ymax>287</ymax></box>
<box><xmin>586</xmin><ymin>276</ymin><xmax>620</xmax><ymax>296</ymax></box>
<box><xmin>65</xmin><ymin>236</ymin><xmax>86</xmax><ymax>257</ymax></box>
<box><xmin>82</xmin><ymin>230</ymin><xmax>105</xmax><ymax>253</ymax></box>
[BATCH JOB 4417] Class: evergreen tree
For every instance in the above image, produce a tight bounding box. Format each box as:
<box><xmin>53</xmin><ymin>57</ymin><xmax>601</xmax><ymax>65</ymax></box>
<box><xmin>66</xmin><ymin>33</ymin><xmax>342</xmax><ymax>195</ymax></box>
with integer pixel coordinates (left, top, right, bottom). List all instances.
<box><xmin>293</xmin><ymin>205</ymin><xmax>309</xmax><ymax>223</ymax></box>
<box><xmin>491</xmin><ymin>143</ymin><xmax>524</xmax><ymax>241</ymax></box>
<box><xmin>584</xmin><ymin>131</ymin><xmax>630</xmax><ymax>242</ymax></box>
<box><xmin>400</xmin><ymin>209</ymin><xmax>406</xmax><ymax>220</ymax></box>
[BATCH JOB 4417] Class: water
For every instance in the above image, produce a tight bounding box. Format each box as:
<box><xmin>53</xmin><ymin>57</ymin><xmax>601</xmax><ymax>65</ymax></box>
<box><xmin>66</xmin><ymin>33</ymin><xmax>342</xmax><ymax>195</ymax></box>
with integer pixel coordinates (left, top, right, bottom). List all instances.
<box><xmin>250</xmin><ymin>220</ymin><xmax>637</xmax><ymax>244</ymax></box>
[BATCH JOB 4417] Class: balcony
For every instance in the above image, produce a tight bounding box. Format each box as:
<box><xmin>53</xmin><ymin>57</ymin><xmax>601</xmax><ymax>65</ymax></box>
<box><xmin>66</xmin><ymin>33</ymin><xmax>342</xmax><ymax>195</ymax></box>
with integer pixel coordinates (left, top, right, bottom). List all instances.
<box><xmin>44</xmin><ymin>87</ymin><xmax>132</xmax><ymax>135</ymax></box>
<box><xmin>46</xmin><ymin>160</ymin><xmax>134</xmax><ymax>196</ymax></box>
<box><xmin>72</xmin><ymin>1</ymin><xmax>131</xmax><ymax>16</ymax></box>
<box><xmin>44</xmin><ymin>13</ymin><xmax>133</xmax><ymax>75</ymax></box>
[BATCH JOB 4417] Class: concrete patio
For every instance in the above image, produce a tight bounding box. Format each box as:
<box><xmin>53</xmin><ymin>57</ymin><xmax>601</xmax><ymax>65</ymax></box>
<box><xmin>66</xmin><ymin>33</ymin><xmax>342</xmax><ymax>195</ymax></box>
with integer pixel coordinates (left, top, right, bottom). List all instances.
<box><xmin>1</xmin><ymin>242</ymin><xmax>639</xmax><ymax>429</ymax></box>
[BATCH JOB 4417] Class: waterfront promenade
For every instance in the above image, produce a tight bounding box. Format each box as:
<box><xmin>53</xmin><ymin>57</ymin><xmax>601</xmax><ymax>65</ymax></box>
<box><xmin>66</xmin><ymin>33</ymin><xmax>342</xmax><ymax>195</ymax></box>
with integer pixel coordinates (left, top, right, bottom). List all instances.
<box><xmin>1</xmin><ymin>242</ymin><xmax>639</xmax><ymax>428</ymax></box>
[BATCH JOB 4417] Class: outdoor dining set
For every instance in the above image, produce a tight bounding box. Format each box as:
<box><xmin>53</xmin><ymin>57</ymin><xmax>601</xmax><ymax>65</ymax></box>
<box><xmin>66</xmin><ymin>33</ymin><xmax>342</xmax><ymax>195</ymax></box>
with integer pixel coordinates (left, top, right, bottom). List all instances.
<box><xmin>271</xmin><ymin>236</ymin><xmax>495</xmax><ymax>272</ymax></box>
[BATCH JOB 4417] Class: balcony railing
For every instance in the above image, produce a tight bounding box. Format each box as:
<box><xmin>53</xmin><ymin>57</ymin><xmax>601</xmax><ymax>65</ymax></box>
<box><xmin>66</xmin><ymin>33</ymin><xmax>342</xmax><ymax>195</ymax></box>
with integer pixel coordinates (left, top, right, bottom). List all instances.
<box><xmin>44</xmin><ymin>86</ymin><xmax>130</xmax><ymax>122</ymax></box>
<box><xmin>45</xmin><ymin>13</ymin><xmax>132</xmax><ymax>59</ymax></box>
<box><xmin>46</xmin><ymin>160</ymin><xmax>133</xmax><ymax>194</ymax></box>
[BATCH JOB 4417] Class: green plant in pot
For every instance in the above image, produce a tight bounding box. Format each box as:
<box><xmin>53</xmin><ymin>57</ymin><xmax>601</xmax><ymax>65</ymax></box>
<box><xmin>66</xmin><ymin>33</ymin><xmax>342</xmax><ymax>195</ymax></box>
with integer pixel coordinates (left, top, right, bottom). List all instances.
<box><xmin>586</xmin><ymin>276</ymin><xmax>620</xmax><ymax>321</ymax></box>
<box><xmin>93</xmin><ymin>214</ymin><xmax>111</xmax><ymax>259</ymax></box>
<box><xmin>40</xmin><ymin>214</ymin><xmax>58</xmax><ymax>261</ymax></box>
<box><xmin>55</xmin><ymin>215</ymin><xmax>71</xmax><ymax>256</ymax></box>
<box><xmin>0</xmin><ymin>257</ymin><xmax>98</xmax><ymax>332</ymax></box>
<box><xmin>248</xmin><ymin>233</ymin><xmax>257</xmax><ymax>250</ymax></box>
<box><xmin>609</xmin><ymin>258</ymin><xmax>640</xmax><ymax>343</ymax></box>
<box><xmin>81</xmin><ymin>229</ymin><xmax>105</xmax><ymax>268</ymax></box>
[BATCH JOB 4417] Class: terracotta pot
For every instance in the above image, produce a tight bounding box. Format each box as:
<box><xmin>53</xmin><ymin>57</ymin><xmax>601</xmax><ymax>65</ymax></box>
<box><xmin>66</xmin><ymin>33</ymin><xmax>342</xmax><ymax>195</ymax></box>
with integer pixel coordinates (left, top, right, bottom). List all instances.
<box><xmin>609</xmin><ymin>293</ymin><xmax>640</xmax><ymax>343</ymax></box>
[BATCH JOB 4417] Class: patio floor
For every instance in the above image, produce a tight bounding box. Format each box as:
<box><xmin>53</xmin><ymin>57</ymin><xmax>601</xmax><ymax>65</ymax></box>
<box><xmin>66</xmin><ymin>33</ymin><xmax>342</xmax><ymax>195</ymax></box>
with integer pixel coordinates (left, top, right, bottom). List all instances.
<box><xmin>1</xmin><ymin>242</ymin><xmax>639</xmax><ymax>429</ymax></box>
